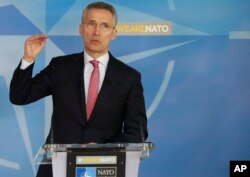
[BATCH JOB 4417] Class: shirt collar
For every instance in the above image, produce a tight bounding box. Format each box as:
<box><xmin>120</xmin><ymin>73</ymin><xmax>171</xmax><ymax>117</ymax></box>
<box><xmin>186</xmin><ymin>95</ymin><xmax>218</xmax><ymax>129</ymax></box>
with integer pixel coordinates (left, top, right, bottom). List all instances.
<box><xmin>84</xmin><ymin>52</ymin><xmax>109</xmax><ymax>66</ymax></box>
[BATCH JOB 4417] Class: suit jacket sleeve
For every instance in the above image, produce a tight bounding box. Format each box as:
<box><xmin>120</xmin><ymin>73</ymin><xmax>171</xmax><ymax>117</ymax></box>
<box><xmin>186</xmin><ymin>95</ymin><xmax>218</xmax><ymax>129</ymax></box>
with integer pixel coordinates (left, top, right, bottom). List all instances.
<box><xmin>107</xmin><ymin>68</ymin><xmax>148</xmax><ymax>143</ymax></box>
<box><xmin>109</xmin><ymin>72</ymin><xmax>148</xmax><ymax>143</ymax></box>
<box><xmin>9</xmin><ymin>60</ymin><xmax>52</xmax><ymax>105</ymax></box>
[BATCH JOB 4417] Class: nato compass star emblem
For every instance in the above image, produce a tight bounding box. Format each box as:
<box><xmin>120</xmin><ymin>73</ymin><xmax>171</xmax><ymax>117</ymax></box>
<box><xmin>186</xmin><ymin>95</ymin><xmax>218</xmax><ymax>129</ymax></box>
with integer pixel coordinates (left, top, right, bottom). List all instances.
<box><xmin>0</xmin><ymin>1</ymin><xmax>199</xmax><ymax>176</ymax></box>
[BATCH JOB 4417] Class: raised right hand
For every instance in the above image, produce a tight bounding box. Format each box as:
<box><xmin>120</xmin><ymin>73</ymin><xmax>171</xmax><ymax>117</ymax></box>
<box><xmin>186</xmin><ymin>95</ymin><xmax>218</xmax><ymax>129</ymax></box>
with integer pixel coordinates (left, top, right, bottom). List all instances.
<box><xmin>23</xmin><ymin>34</ymin><xmax>48</xmax><ymax>63</ymax></box>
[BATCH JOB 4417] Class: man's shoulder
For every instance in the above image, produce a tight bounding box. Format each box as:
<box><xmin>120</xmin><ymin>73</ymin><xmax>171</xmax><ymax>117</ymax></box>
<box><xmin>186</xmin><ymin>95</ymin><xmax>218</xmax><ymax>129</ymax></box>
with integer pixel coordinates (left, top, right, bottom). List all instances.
<box><xmin>50</xmin><ymin>52</ymin><xmax>83</xmax><ymax>64</ymax></box>
<box><xmin>110</xmin><ymin>54</ymin><xmax>139</xmax><ymax>75</ymax></box>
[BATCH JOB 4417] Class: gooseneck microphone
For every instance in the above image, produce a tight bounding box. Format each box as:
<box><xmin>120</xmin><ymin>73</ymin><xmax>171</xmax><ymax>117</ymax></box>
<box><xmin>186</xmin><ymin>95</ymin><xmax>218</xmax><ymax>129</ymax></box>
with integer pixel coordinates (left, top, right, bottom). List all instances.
<box><xmin>50</xmin><ymin>113</ymin><xmax>54</xmax><ymax>144</ymax></box>
<box><xmin>106</xmin><ymin>79</ymin><xmax>146</xmax><ymax>143</ymax></box>
<box><xmin>45</xmin><ymin>113</ymin><xmax>56</xmax><ymax>159</ymax></box>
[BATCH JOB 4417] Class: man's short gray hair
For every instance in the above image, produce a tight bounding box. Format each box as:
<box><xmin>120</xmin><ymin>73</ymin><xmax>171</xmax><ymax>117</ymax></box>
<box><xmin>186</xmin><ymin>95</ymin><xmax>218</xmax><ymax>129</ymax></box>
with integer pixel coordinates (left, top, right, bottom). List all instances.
<box><xmin>81</xmin><ymin>1</ymin><xmax>118</xmax><ymax>27</ymax></box>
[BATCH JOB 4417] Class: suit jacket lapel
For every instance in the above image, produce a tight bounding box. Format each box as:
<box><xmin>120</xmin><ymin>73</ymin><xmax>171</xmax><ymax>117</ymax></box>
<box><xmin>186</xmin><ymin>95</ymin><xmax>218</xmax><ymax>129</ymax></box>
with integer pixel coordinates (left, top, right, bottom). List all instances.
<box><xmin>89</xmin><ymin>54</ymin><xmax>118</xmax><ymax>119</ymax></box>
<box><xmin>66</xmin><ymin>52</ymin><xmax>87</xmax><ymax>125</ymax></box>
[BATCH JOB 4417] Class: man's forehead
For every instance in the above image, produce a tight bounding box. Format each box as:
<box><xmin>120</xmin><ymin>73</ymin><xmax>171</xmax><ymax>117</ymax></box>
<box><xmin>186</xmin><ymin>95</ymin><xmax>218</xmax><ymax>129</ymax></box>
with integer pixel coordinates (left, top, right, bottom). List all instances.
<box><xmin>85</xmin><ymin>8</ymin><xmax>113</xmax><ymax>16</ymax></box>
<box><xmin>84</xmin><ymin>8</ymin><xmax>114</xmax><ymax>22</ymax></box>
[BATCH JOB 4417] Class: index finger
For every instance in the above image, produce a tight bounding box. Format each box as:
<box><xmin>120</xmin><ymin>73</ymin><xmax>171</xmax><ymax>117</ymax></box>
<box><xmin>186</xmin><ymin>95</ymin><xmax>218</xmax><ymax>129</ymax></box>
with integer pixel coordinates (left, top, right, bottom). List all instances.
<box><xmin>27</xmin><ymin>34</ymin><xmax>48</xmax><ymax>42</ymax></box>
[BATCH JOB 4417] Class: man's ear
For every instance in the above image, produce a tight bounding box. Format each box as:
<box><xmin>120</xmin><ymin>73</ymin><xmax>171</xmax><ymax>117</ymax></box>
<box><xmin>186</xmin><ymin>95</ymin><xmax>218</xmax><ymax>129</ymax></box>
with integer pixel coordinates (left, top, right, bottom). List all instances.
<box><xmin>79</xmin><ymin>24</ymin><xmax>84</xmax><ymax>36</ymax></box>
<box><xmin>111</xmin><ymin>29</ymin><xmax>117</xmax><ymax>40</ymax></box>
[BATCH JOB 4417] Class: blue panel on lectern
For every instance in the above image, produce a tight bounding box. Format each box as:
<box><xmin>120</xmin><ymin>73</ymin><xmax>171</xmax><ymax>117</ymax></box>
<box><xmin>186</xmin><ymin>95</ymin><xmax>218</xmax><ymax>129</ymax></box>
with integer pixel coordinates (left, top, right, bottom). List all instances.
<box><xmin>76</xmin><ymin>167</ymin><xmax>96</xmax><ymax>177</ymax></box>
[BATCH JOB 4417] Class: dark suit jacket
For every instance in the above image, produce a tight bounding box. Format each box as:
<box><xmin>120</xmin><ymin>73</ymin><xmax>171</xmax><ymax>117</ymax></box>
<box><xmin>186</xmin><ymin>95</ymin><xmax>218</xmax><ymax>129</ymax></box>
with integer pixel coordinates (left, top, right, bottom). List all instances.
<box><xmin>10</xmin><ymin>52</ymin><xmax>148</xmax><ymax>176</ymax></box>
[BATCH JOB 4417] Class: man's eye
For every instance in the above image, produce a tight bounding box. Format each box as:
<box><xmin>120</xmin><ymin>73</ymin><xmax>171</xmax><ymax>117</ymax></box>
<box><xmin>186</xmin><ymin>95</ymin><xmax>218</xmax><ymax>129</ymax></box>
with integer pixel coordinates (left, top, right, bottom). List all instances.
<box><xmin>101</xmin><ymin>23</ymin><xmax>109</xmax><ymax>29</ymax></box>
<box><xmin>89</xmin><ymin>22</ymin><xmax>96</xmax><ymax>27</ymax></box>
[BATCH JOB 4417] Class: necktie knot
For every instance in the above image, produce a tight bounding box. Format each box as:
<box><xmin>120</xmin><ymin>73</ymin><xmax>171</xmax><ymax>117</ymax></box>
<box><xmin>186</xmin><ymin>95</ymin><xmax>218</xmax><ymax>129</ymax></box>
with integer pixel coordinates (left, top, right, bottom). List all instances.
<box><xmin>90</xmin><ymin>60</ymin><xmax>99</xmax><ymax>68</ymax></box>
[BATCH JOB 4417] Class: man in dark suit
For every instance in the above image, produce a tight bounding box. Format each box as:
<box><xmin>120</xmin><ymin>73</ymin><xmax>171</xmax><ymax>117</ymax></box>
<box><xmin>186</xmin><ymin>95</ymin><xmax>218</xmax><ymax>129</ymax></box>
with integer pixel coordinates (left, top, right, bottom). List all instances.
<box><xmin>9</xmin><ymin>1</ymin><xmax>148</xmax><ymax>177</ymax></box>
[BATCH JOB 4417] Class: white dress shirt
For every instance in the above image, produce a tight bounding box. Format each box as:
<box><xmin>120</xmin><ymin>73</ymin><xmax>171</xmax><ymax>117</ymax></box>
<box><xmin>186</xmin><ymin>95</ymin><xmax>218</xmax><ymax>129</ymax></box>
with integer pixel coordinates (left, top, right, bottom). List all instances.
<box><xmin>84</xmin><ymin>52</ymin><xmax>109</xmax><ymax>102</ymax></box>
<box><xmin>20</xmin><ymin>58</ymin><xmax>34</xmax><ymax>69</ymax></box>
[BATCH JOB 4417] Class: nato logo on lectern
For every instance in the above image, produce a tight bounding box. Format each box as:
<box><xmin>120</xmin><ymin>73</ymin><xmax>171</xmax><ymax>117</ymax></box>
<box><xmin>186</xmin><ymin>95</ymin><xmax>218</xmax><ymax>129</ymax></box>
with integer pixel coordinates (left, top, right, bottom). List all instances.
<box><xmin>76</xmin><ymin>167</ymin><xmax>117</xmax><ymax>177</ymax></box>
<box><xmin>76</xmin><ymin>167</ymin><xmax>95</xmax><ymax>177</ymax></box>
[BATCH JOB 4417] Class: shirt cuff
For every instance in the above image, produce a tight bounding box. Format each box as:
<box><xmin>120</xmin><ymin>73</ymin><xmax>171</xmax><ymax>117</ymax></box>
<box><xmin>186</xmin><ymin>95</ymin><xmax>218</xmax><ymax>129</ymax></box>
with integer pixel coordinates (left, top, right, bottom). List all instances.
<box><xmin>20</xmin><ymin>58</ymin><xmax>34</xmax><ymax>70</ymax></box>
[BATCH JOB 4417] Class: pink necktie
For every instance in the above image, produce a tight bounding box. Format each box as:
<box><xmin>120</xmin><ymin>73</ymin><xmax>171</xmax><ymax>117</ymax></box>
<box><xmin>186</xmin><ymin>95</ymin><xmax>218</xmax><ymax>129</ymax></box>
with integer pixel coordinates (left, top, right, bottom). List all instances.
<box><xmin>86</xmin><ymin>60</ymin><xmax>99</xmax><ymax>120</ymax></box>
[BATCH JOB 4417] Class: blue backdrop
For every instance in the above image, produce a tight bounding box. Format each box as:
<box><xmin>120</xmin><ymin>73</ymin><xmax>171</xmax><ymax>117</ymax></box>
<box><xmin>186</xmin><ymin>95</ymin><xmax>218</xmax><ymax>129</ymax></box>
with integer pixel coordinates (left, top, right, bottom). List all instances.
<box><xmin>0</xmin><ymin>0</ymin><xmax>250</xmax><ymax>177</ymax></box>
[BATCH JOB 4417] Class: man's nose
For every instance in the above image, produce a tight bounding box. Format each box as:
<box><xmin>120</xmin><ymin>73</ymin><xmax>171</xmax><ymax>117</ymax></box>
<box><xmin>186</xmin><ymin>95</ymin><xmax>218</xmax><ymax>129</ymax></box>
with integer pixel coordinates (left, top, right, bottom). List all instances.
<box><xmin>93</xmin><ymin>25</ymin><xmax>101</xmax><ymax>35</ymax></box>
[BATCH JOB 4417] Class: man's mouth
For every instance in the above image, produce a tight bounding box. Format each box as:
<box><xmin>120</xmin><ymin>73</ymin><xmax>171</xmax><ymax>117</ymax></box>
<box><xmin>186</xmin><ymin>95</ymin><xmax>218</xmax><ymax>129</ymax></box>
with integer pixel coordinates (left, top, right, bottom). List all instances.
<box><xmin>90</xmin><ymin>39</ymin><xmax>100</xmax><ymax>44</ymax></box>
